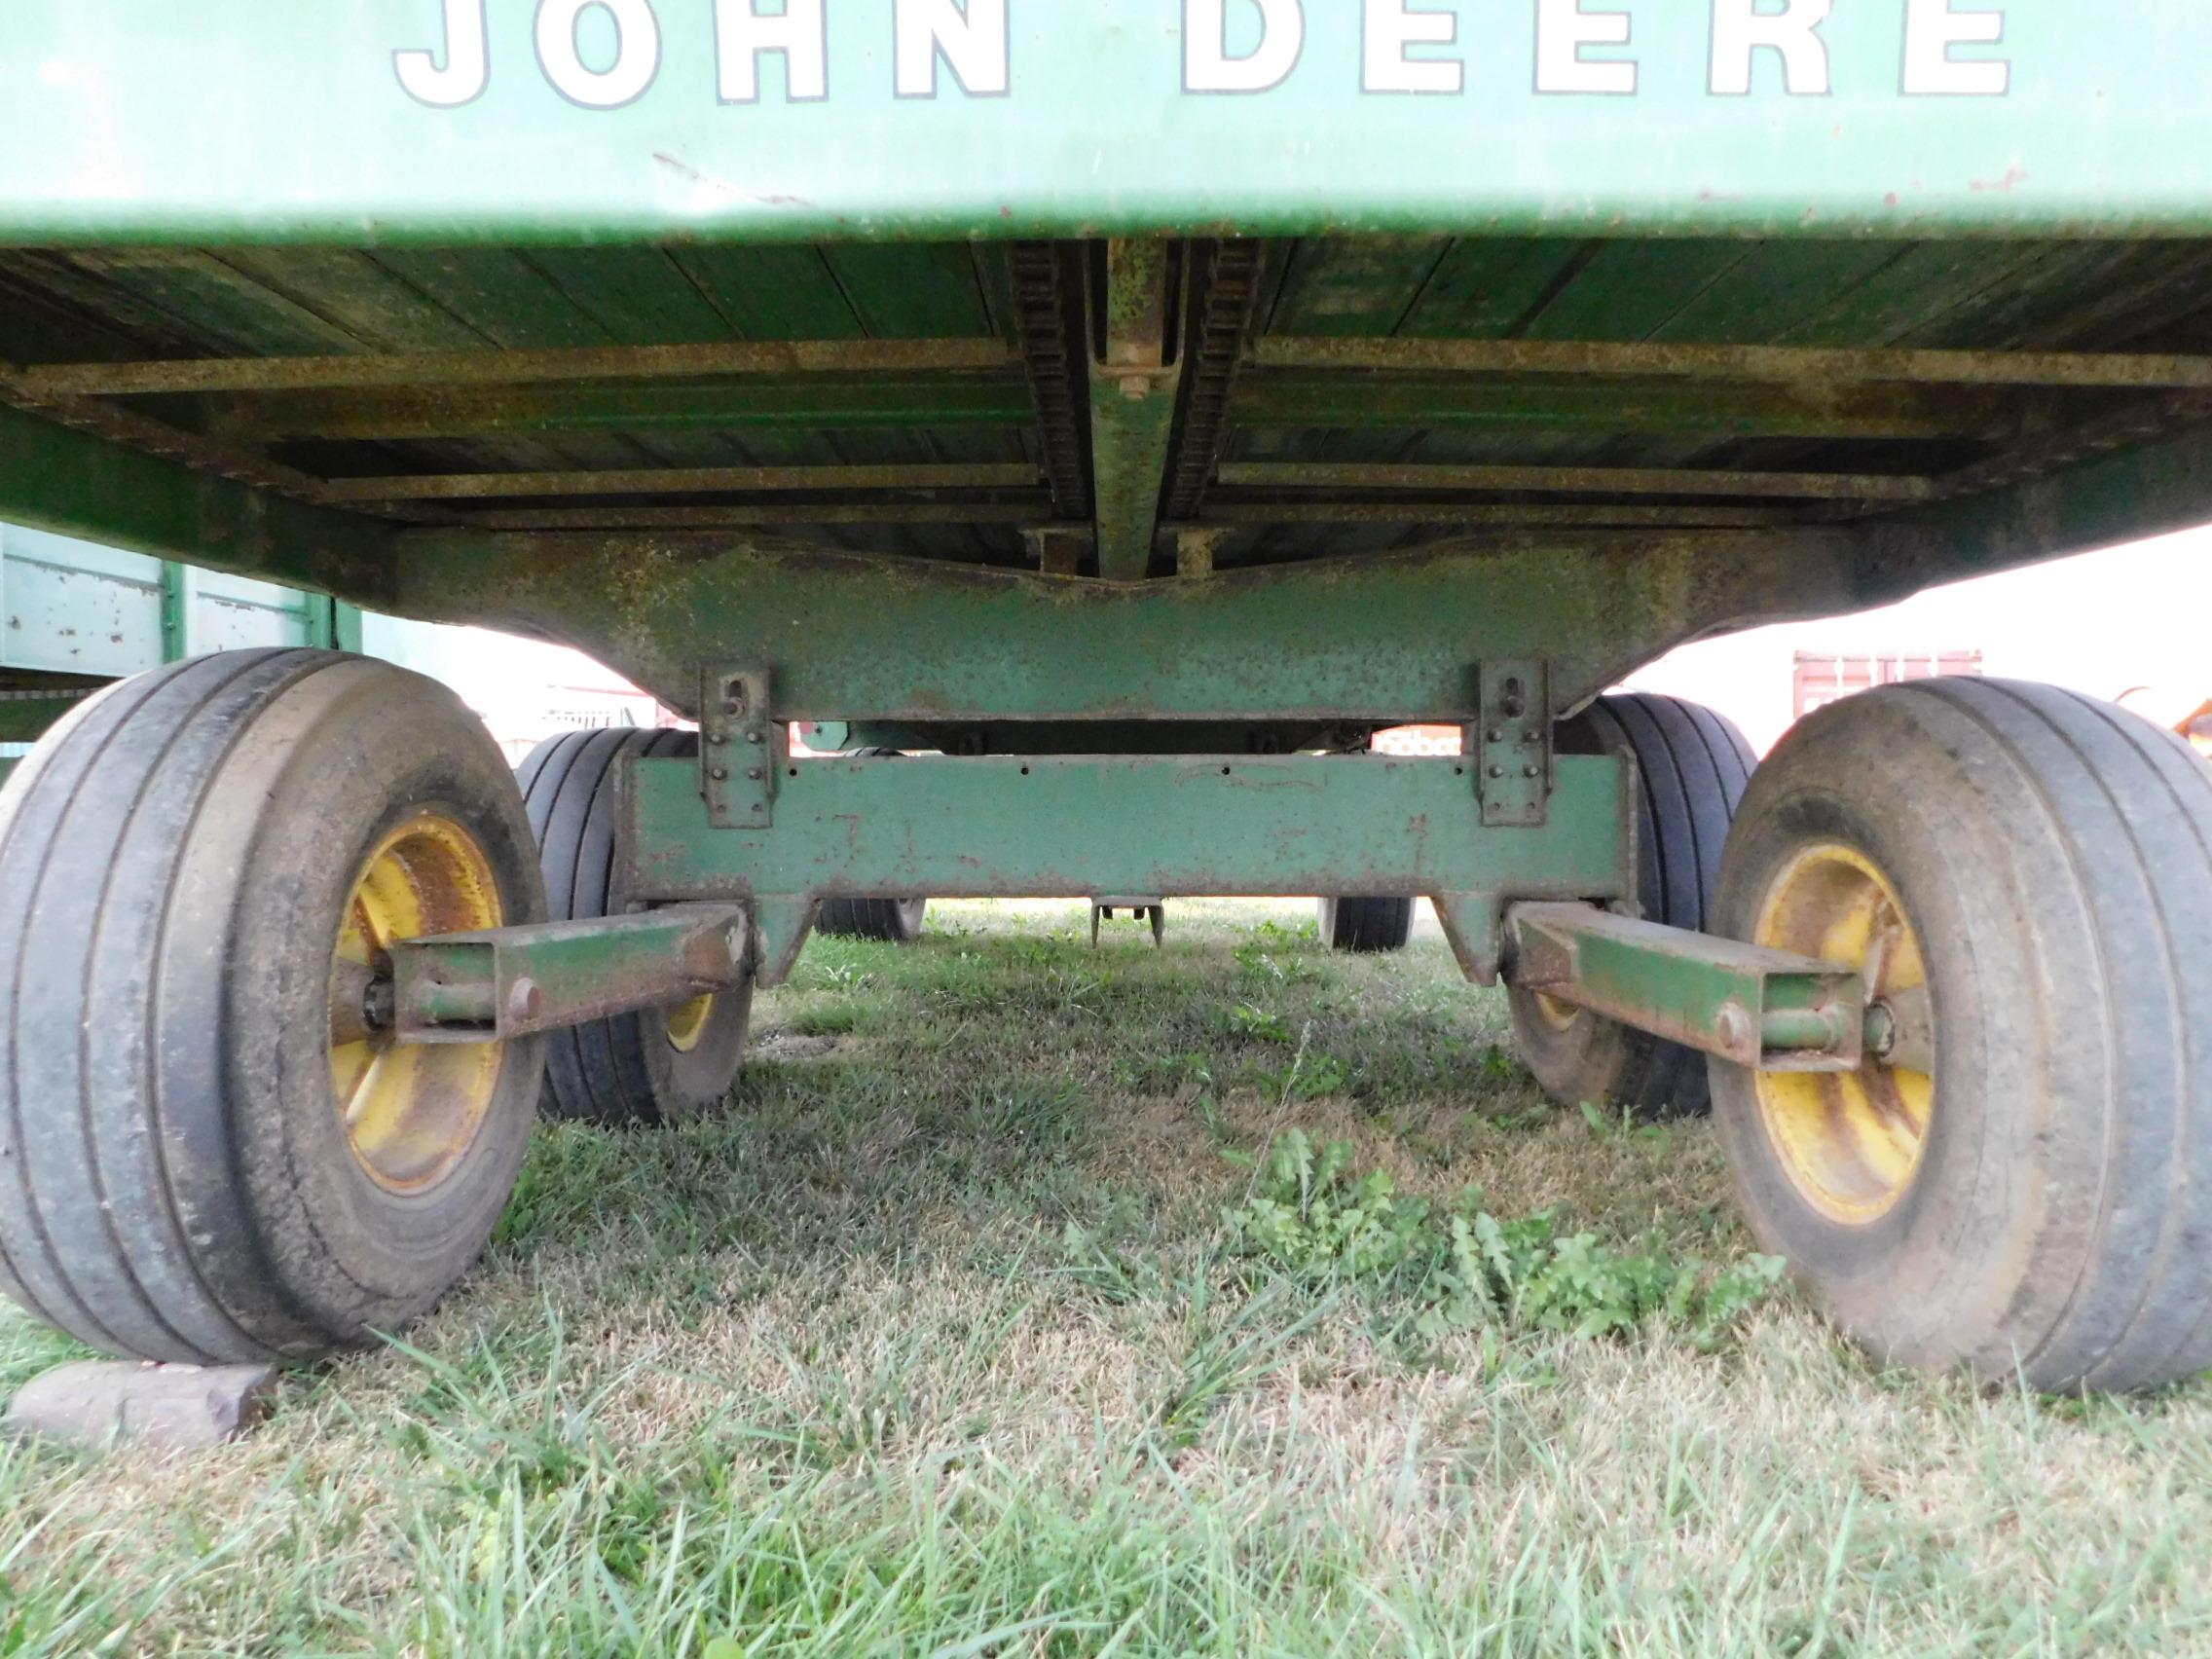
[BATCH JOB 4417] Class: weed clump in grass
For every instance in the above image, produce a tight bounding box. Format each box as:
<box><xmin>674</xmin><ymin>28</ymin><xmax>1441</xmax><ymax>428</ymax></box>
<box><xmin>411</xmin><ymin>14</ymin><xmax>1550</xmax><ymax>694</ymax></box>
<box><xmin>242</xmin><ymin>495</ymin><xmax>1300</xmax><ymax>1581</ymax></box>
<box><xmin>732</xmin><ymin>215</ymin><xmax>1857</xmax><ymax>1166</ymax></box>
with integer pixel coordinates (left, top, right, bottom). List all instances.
<box><xmin>1223</xmin><ymin>1128</ymin><xmax>1786</xmax><ymax>1350</ymax></box>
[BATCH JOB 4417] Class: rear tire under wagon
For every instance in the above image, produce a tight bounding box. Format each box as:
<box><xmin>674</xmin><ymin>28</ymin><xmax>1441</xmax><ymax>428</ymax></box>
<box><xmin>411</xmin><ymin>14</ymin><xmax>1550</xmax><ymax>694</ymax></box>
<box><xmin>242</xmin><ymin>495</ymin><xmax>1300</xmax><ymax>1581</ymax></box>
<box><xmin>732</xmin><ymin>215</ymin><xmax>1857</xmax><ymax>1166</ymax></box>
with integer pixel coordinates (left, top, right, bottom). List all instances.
<box><xmin>1510</xmin><ymin>692</ymin><xmax>1757</xmax><ymax>1121</ymax></box>
<box><xmin>518</xmin><ymin>728</ymin><xmax>754</xmax><ymax>1127</ymax></box>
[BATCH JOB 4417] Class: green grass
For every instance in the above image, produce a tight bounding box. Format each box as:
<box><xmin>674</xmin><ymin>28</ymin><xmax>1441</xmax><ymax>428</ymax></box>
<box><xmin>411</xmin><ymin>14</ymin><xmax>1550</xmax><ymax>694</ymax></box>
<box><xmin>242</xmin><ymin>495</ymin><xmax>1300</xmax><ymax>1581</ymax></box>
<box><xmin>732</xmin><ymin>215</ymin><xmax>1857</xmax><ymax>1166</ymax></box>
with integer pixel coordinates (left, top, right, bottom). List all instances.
<box><xmin>4</xmin><ymin>900</ymin><xmax>2211</xmax><ymax>1656</ymax></box>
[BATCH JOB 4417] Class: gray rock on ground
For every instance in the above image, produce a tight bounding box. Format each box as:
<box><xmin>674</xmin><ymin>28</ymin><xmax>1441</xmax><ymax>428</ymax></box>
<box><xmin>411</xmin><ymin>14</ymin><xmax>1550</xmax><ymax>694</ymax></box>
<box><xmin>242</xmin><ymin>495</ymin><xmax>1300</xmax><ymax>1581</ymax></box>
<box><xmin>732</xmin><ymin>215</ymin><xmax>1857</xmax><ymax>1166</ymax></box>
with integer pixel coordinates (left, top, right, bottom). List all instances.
<box><xmin>6</xmin><ymin>1361</ymin><xmax>279</xmax><ymax>1453</ymax></box>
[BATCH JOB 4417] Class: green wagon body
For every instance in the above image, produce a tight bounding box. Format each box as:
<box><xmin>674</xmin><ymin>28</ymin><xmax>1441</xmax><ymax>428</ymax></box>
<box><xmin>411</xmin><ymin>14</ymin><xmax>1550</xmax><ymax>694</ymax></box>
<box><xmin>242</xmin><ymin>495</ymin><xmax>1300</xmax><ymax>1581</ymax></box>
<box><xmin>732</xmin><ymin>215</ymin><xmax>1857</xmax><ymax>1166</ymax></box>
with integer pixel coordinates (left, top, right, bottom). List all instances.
<box><xmin>4</xmin><ymin>1</ymin><xmax>2212</xmax><ymax>1391</ymax></box>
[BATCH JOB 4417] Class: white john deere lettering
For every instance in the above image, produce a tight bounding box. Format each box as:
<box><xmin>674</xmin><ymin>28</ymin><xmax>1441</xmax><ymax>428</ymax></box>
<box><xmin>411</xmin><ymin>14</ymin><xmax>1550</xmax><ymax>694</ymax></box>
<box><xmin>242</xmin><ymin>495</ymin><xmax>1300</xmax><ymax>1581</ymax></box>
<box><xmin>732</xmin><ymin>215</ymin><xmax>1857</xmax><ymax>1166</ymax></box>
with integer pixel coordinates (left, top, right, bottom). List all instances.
<box><xmin>394</xmin><ymin>0</ymin><xmax>2012</xmax><ymax>107</ymax></box>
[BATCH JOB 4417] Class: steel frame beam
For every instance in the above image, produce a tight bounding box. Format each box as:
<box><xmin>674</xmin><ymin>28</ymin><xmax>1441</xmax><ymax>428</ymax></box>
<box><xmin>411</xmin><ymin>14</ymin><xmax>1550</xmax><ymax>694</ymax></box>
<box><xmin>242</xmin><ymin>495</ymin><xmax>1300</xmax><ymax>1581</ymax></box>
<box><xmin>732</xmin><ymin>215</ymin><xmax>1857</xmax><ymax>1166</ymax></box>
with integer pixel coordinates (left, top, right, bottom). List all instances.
<box><xmin>1216</xmin><ymin>462</ymin><xmax>1936</xmax><ymax>504</ymax></box>
<box><xmin>18</xmin><ymin>339</ymin><xmax>1019</xmax><ymax>398</ymax></box>
<box><xmin>391</xmin><ymin>532</ymin><xmax>1862</xmax><ymax>722</ymax></box>
<box><xmin>321</xmin><ymin>463</ymin><xmax>1043</xmax><ymax>504</ymax></box>
<box><xmin>1088</xmin><ymin>240</ymin><xmax>1183</xmax><ymax>580</ymax></box>
<box><xmin>1230</xmin><ymin>371</ymin><xmax>2030</xmax><ymax>441</ymax></box>
<box><xmin>1251</xmin><ymin>338</ymin><xmax>2212</xmax><ymax>393</ymax></box>
<box><xmin>622</xmin><ymin>754</ymin><xmax>1633</xmax><ymax>985</ymax></box>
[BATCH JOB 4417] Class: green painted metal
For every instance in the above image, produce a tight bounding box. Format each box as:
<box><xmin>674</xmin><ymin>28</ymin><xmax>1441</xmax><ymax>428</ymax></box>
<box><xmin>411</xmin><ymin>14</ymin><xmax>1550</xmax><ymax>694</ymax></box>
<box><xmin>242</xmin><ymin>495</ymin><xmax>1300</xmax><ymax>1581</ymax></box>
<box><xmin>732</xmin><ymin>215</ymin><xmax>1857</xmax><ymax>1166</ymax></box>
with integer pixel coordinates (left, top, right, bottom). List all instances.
<box><xmin>1</xmin><ymin>4</ymin><xmax>2208</xmax><ymax>242</ymax></box>
<box><xmin>0</xmin><ymin>697</ymin><xmax>91</xmax><ymax>744</ymax></box>
<box><xmin>1507</xmin><ymin>903</ymin><xmax>1866</xmax><ymax>1072</ymax></box>
<box><xmin>1089</xmin><ymin>241</ymin><xmax>1182</xmax><ymax>581</ymax></box>
<box><xmin>622</xmin><ymin>753</ymin><xmax>1632</xmax><ymax>914</ymax></box>
<box><xmin>390</xmin><ymin>904</ymin><xmax>750</xmax><ymax>1044</ymax></box>
<box><xmin>398</xmin><ymin>535</ymin><xmax>1862</xmax><ymax>723</ymax></box>
<box><xmin>0</xmin><ymin>402</ymin><xmax>391</xmax><ymax>604</ymax></box>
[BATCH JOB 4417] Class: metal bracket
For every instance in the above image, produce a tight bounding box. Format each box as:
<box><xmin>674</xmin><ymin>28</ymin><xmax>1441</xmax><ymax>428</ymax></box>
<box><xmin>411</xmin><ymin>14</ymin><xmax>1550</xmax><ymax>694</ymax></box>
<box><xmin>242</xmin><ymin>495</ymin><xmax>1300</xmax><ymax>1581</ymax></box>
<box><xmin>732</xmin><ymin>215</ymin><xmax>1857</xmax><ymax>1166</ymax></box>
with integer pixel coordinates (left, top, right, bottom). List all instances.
<box><xmin>1091</xmin><ymin>897</ymin><xmax>1166</xmax><ymax>947</ymax></box>
<box><xmin>390</xmin><ymin>903</ymin><xmax>751</xmax><ymax>1045</ymax></box>
<box><xmin>1475</xmin><ymin>659</ymin><xmax>1552</xmax><ymax>828</ymax></box>
<box><xmin>700</xmin><ymin>667</ymin><xmax>783</xmax><ymax>829</ymax></box>
<box><xmin>1506</xmin><ymin>902</ymin><xmax>1867</xmax><ymax>1071</ymax></box>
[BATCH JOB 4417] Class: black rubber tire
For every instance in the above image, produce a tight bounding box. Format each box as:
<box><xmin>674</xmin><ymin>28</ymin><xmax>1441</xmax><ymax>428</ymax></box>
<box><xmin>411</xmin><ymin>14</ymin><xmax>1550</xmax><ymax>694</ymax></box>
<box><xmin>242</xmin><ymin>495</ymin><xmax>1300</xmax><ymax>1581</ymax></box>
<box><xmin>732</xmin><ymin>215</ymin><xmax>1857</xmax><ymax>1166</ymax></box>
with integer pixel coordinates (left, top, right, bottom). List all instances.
<box><xmin>1507</xmin><ymin>692</ymin><xmax>1756</xmax><ymax>1121</ymax></box>
<box><xmin>517</xmin><ymin>729</ymin><xmax>753</xmax><ymax>1126</ymax></box>
<box><xmin>813</xmin><ymin>751</ymin><xmax>930</xmax><ymax>943</ymax></box>
<box><xmin>818</xmin><ymin>896</ymin><xmax>930</xmax><ymax>943</ymax></box>
<box><xmin>1711</xmin><ymin>680</ymin><xmax>2212</xmax><ymax>1393</ymax></box>
<box><xmin>0</xmin><ymin>650</ymin><xmax>546</xmax><ymax>1365</ymax></box>
<box><xmin>1316</xmin><ymin>897</ymin><xmax>1416</xmax><ymax>953</ymax></box>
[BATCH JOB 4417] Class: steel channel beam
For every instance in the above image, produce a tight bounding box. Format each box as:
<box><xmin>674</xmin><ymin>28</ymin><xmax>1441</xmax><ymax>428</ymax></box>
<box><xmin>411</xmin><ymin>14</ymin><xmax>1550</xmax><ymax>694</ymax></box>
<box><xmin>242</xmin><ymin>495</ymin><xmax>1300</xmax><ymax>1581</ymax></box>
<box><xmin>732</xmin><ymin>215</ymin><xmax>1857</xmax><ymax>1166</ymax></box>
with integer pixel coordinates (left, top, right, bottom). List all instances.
<box><xmin>1215</xmin><ymin>461</ymin><xmax>1936</xmax><ymax>504</ymax></box>
<box><xmin>1506</xmin><ymin>903</ymin><xmax>1866</xmax><ymax>1072</ymax></box>
<box><xmin>1230</xmin><ymin>371</ymin><xmax>2030</xmax><ymax>441</ymax></box>
<box><xmin>1252</xmin><ymin>338</ymin><xmax>2212</xmax><ymax>392</ymax></box>
<box><xmin>322</xmin><ymin>463</ymin><xmax>1043</xmax><ymax>504</ymax></box>
<box><xmin>1088</xmin><ymin>240</ymin><xmax>1183</xmax><ymax>581</ymax></box>
<box><xmin>1198</xmin><ymin>502</ymin><xmax>1797</xmax><ymax>529</ymax></box>
<box><xmin>622</xmin><ymin>755</ymin><xmax>1631</xmax><ymax>914</ymax></box>
<box><xmin>204</xmin><ymin>378</ymin><xmax>1037</xmax><ymax>441</ymax></box>
<box><xmin>20</xmin><ymin>340</ymin><xmax>1019</xmax><ymax>398</ymax></box>
<box><xmin>391</xmin><ymin>903</ymin><xmax>750</xmax><ymax>1045</ymax></box>
<box><xmin>1009</xmin><ymin>241</ymin><xmax>1092</xmax><ymax>523</ymax></box>
<box><xmin>449</xmin><ymin>502</ymin><xmax>1051</xmax><ymax>532</ymax></box>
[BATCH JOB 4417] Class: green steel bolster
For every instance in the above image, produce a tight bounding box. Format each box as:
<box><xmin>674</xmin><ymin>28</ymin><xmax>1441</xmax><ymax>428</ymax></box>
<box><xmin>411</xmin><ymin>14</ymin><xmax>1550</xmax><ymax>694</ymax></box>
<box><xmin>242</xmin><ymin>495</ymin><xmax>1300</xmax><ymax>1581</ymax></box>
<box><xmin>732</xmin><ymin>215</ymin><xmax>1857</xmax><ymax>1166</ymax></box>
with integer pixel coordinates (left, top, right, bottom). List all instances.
<box><xmin>0</xmin><ymin>401</ymin><xmax>392</xmax><ymax>605</ymax></box>
<box><xmin>619</xmin><ymin>755</ymin><xmax>1632</xmax><ymax>910</ymax></box>
<box><xmin>390</xmin><ymin>903</ymin><xmax>750</xmax><ymax>1045</ymax></box>
<box><xmin>1506</xmin><ymin>903</ymin><xmax>1867</xmax><ymax>1072</ymax></box>
<box><xmin>395</xmin><ymin>535</ymin><xmax>1862</xmax><ymax>723</ymax></box>
<box><xmin>0</xmin><ymin>695</ymin><xmax>92</xmax><ymax>745</ymax></box>
<box><xmin>3</xmin><ymin>4</ymin><xmax>2211</xmax><ymax>242</ymax></box>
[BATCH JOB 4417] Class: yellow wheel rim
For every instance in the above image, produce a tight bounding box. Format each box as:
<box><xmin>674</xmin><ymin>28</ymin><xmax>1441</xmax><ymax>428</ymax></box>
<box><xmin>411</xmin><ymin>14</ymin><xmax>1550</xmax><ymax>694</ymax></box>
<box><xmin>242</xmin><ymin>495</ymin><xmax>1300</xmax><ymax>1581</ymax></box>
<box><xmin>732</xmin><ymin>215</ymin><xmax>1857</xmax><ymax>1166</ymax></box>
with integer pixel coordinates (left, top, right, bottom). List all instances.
<box><xmin>1531</xmin><ymin>992</ymin><xmax>1582</xmax><ymax>1033</ymax></box>
<box><xmin>665</xmin><ymin>992</ymin><xmax>715</xmax><ymax>1054</ymax></box>
<box><xmin>329</xmin><ymin>815</ymin><xmax>506</xmax><ymax>1195</ymax></box>
<box><xmin>1752</xmin><ymin>844</ymin><xmax>1935</xmax><ymax>1226</ymax></box>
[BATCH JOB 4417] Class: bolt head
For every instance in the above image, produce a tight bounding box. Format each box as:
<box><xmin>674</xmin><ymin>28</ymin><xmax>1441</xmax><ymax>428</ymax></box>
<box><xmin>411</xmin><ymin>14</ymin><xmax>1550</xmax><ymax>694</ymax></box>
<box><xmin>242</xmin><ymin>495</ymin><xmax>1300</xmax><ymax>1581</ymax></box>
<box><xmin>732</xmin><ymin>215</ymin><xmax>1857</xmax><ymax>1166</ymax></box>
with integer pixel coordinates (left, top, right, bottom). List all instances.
<box><xmin>710</xmin><ymin>765</ymin><xmax>730</xmax><ymax>782</ymax></box>
<box><xmin>1488</xmin><ymin>764</ymin><xmax>1505</xmax><ymax>780</ymax></box>
<box><xmin>1486</xmin><ymin>728</ymin><xmax>1504</xmax><ymax>744</ymax></box>
<box><xmin>1523</xmin><ymin>764</ymin><xmax>1540</xmax><ymax>779</ymax></box>
<box><xmin>708</xmin><ymin>731</ymin><xmax>729</xmax><ymax>746</ymax></box>
<box><xmin>745</xmin><ymin>730</ymin><xmax>765</xmax><ymax>745</ymax></box>
<box><xmin>506</xmin><ymin>978</ymin><xmax>543</xmax><ymax>1025</ymax></box>
<box><xmin>747</xmin><ymin>767</ymin><xmax>765</xmax><ymax>782</ymax></box>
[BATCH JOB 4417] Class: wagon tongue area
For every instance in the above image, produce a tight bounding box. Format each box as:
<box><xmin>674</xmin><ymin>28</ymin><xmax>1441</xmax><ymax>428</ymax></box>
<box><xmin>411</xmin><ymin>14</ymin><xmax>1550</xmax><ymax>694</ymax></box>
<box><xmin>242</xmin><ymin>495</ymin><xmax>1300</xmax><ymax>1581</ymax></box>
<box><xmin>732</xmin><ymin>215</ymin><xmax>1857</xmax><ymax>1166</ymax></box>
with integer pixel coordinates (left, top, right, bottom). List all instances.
<box><xmin>4</xmin><ymin>234</ymin><xmax>2210</xmax><ymax>598</ymax></box>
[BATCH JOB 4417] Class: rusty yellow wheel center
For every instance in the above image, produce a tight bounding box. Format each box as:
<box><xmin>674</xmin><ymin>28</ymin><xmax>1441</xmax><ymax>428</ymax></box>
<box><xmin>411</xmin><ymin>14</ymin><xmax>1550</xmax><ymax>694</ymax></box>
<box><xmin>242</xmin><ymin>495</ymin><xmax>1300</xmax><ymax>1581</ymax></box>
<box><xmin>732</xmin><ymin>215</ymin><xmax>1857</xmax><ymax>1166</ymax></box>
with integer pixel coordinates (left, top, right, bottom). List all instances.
<box><xmin>329</xmin><ymin>815</ymin><xmax>505</xmax><ymax>1195</ymax></box>
<box><xmin>1531</xmin><ymin>991</ymin><xmax>1582</xmax><ymax>1033</ymax></box>
<box><xmin>665</xmin><ymin>992</ymin><xmax>715</xmax><ymax>1053</ymax></box>
<box><xmin>1752</xmin><ymin>843</ymin><xmax>1934</xmax><ymax>1226</ymax></box>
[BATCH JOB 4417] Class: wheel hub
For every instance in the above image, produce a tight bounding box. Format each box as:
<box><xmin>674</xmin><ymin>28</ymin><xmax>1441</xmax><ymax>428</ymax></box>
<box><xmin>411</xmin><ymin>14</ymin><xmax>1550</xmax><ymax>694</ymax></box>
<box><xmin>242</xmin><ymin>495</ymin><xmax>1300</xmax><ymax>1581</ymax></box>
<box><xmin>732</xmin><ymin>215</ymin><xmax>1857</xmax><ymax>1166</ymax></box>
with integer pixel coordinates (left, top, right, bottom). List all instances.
<box><xmin>329</xmin><ymin>815</ymin><xmax>506</xmax><ymax>1195</ymax></box>
<box><xmin>1751</xmin><ymin>843</ymin><xmax>1935</xmax><ymax>1226</ymax></box>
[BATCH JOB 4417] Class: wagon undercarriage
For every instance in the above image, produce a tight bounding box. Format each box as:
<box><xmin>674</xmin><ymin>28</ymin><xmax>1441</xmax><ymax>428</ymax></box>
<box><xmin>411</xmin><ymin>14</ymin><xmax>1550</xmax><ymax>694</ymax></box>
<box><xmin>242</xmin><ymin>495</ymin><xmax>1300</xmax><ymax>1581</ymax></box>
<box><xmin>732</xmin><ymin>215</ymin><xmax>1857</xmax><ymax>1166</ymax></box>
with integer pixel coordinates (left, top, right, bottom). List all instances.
<box><xmin>8</xmin><ymin>0</ymin><xmax>2212</xmax><ymax>1397</ymax></box>
<box><xmin>7</xmin><ymin>233</ymin><xmax>2212</xmax><ymax>730</ymax></box>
